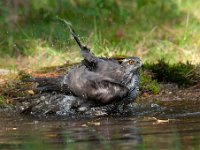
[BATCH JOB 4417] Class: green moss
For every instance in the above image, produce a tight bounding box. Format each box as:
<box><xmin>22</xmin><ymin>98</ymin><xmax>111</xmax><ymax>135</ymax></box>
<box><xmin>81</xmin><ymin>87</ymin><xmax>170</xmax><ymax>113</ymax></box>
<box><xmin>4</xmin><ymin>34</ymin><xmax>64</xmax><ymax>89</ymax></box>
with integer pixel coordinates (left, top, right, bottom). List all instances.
<box><xmin>144</xmin><ymin>60</ymin><xmax>200</xmax><ymax>87</ymax></box>
<box><xmin>140</xmin><ymin>71</ymin><xmax>160</xmax><ymax>94</ymax></box>
<box><xmin>0</xmin><ymin>96</ymin><xmax>6</xmax><ymax>108</ymax></box>
<box><xmin>18</xmin><ymin>71</ymin><xmax>31</xmax><ymax>81</ymax></box>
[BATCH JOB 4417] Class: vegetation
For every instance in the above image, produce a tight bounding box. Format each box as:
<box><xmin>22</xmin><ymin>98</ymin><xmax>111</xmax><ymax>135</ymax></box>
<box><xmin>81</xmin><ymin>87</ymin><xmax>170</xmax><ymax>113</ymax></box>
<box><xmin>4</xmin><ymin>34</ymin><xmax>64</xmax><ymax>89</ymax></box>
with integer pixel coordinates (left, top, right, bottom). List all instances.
<box><xmin>0</xmin><ymin>95</ymin><xmax>7</xmax><ymax>107</ymax></box>
<box><xmin>140</xmin><ymin>72</ymin><xmax>160</xmax><ymax>94</ymax></box>
<box><xmin>0</xmin><ymin>0</ymin><xmax>200</xmax><ymax>69</ymax></box>
<box><xmin>144</xmin><ymin>60</ymin><xmax>200</xmax><ymax>87</ymax></box>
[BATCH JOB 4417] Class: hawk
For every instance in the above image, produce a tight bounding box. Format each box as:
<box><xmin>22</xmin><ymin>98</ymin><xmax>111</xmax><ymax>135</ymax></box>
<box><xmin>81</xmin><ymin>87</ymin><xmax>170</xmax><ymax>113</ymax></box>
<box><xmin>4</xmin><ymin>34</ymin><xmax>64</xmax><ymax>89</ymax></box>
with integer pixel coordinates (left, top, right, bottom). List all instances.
<box><xmin>20</xmin><ymin>21</ymin><xmax>143</xmax><ymax>115</ymax></box>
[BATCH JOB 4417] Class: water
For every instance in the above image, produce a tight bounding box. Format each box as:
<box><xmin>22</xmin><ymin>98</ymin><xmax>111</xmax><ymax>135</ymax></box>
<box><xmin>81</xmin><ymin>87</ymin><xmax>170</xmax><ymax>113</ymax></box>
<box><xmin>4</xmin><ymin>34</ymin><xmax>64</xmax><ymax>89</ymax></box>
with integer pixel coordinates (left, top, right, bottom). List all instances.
<box><xmin>0</xmin><ymin>111</ymin><xmax>200</xmax><ymax>150</ymax></box>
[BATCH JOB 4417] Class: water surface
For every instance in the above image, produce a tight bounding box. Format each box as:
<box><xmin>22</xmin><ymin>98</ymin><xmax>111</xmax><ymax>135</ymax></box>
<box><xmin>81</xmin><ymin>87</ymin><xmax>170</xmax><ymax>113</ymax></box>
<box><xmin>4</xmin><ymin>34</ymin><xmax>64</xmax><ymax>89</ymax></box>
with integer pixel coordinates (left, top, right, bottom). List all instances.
<box><xmin>0</xmin><ymin>111</ymin><xmax>200</xmax><ymax>150</ymax></box>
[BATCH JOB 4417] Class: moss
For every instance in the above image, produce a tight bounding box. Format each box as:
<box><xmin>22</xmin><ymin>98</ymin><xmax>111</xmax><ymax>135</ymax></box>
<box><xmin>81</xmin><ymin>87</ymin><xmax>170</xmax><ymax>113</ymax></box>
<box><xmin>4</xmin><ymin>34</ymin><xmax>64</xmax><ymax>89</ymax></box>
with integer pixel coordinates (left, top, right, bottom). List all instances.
<box><xmin>0</xmin><ymin>96</ymin><xmax>6</xmax><ymax>107</ymax></box>
<box><xmin>140</xmin><ymin>71</ymin><xmax>160</xmax><ymax>94</ymax></box>
<box><xmin>144</xmin><ymin>59</ymin><xmax>200</xmax><ymax>87</ymax></box>
<box><xmin>18</xmin><ymin>71</ymin><xmax>31</xmax><ymax>81</ymax></box>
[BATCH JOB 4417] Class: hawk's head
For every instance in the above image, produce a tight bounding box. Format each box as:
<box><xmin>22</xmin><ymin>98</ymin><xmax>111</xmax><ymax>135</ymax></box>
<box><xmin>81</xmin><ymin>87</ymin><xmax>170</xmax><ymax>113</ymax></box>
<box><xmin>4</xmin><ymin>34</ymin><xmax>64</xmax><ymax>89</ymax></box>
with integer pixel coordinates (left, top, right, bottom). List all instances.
<box><xmin>120</xmin><ymin>57</ymin><xmax>143</xmax><ymax>74</ymax></box>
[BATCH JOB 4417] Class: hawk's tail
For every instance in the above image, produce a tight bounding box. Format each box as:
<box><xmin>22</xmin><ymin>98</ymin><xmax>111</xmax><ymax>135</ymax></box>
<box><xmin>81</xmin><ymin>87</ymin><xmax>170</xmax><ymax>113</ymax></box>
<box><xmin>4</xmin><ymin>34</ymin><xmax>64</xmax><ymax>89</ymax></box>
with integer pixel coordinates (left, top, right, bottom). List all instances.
<box><xmin>59</xmin><ymin>18</ymin><xmax>97</xmax><ymax>63</ymax></box>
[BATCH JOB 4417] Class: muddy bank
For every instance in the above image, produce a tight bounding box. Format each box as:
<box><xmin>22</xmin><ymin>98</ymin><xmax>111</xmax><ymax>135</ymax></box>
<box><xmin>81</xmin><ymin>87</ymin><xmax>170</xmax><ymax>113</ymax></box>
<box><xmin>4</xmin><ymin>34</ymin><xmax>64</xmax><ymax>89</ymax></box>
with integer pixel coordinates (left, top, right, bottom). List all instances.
<box><xmin>139</xmin><ymin>83</ymin><xmax>200</xmax><ymax>102</ymax></box>
<box><xmin>137</xmin><ymin>83</ymin><xmax>200</xmax><ymax>118</ymax></box>
<box><xmin>0</xmin><ymin>62</ymin><xmax>200</xmax><ymax>118</ymax></box>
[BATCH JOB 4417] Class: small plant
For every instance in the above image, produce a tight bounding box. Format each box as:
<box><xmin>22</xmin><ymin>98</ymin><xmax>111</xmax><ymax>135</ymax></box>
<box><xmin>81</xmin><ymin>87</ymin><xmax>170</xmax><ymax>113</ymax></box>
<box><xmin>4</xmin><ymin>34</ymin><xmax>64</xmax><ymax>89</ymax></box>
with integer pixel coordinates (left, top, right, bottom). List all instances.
<box><xmin>140</xmin><ymin>71</ymin><xmax>160</xmax><ymax>94</ymax></box>
<box><xmin>0</xmin><ymin>96</ymin><xmax>6</xmax><ymax>108</ymax></box>
<box><xmin>18</xmin><ymin>71</ymin><xmax>31</xmax><ymax>81</ymax></box>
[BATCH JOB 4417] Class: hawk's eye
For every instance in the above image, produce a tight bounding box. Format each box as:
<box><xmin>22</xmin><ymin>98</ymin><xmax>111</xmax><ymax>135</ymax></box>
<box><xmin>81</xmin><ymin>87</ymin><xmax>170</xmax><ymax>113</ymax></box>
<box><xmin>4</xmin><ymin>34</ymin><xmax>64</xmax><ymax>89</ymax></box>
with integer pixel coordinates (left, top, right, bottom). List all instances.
<box><xmin>129</xmin><ymin>60</ymin><xmax>134</xmax><ymax>65</ymax></box>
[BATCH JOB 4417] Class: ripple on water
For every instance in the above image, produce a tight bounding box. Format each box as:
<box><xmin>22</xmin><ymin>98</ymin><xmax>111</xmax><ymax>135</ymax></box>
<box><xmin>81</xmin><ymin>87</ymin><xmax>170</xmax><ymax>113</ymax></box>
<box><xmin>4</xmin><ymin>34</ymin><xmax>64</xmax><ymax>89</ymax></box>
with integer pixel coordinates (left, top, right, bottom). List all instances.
<box><xmin>0</xmin><ymin>110</ymin><xmax>200</xmax><ymax>150</ymax></box>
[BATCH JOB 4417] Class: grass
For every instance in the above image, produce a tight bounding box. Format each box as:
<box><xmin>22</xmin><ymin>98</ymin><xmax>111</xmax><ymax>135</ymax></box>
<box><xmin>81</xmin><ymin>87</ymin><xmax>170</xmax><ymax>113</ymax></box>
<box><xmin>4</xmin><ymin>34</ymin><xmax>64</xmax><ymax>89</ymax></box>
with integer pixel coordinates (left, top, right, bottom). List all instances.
<box><xmin>0</xmin><ymin>0</ymin><xmax>200</xmax><ymax>71</ymax></box>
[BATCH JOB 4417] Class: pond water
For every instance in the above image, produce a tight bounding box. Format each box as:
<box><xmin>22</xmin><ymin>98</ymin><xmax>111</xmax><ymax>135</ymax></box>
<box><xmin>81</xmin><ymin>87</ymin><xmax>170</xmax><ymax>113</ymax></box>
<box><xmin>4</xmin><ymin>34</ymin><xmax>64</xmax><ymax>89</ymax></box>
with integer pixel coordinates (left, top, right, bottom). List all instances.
<box><xmin>0</xmin><ymin>109</ymin><xmax>200</xmax><ymax>150</ymax></box>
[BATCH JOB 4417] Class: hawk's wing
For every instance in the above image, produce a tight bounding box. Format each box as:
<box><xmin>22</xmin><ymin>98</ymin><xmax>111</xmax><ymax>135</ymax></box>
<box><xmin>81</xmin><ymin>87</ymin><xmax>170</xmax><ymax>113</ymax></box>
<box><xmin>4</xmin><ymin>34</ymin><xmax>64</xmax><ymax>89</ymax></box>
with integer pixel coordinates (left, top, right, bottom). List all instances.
<box><xmin>82</xmin><ymin>80</ymin><xmax>129</xmax><ymax>104</ymax></box>
<box><xmin>66</xmin><ymin>66</ymin><xmax>128</xmax><ymax>104</ymax></box>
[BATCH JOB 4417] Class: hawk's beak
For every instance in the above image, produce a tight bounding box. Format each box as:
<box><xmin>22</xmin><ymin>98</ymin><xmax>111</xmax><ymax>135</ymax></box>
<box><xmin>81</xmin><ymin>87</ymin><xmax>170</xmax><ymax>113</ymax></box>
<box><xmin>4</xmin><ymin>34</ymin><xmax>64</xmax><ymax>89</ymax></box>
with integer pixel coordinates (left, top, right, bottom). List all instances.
<box><xmin>136</xmin><ymin>58</ymin><xmax>143</xmax><ymax>68</ymax></box>
<box><xmin>139</xmin><ymin>59</ymin><xmax>143</xmax><ymax>67</ymax></box>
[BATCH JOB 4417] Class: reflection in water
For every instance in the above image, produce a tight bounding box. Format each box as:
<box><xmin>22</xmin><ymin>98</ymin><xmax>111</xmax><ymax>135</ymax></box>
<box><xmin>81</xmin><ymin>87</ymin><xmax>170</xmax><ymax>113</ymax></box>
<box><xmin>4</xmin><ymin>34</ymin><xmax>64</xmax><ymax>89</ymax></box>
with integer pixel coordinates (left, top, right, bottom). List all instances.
<box><xmin>0</xmin><ymin>113</ymin><xmax>200</xmax><ymax>150</ymax></box>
